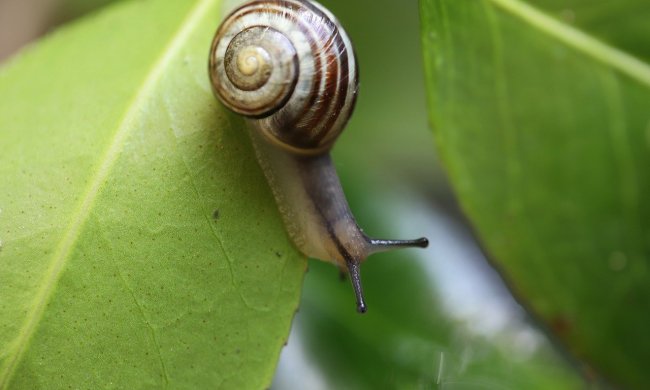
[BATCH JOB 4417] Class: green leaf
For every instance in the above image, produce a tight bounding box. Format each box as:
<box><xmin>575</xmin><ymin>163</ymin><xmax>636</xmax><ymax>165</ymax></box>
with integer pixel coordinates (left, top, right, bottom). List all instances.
<box><xmin>0</xmin><ymin>0</ymin><xmax>305</xmax><ymax>388</ymax></box>
<box><xmin>420</xmin><ymin>0</ymin><xmax>650</xmax><ymax>387</ymax></box>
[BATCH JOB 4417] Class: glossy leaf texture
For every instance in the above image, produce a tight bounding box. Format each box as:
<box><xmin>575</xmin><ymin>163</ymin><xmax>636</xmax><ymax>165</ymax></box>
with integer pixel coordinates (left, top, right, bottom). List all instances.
<box><xmin>0</xmin><ymin>0</ymin><xmax>305</xmax><ymax>388</ymax></box>
<box><xmin>421</xmin><ymin>0</ymin><xmax>650</xmax><ymax>387</ymax></box>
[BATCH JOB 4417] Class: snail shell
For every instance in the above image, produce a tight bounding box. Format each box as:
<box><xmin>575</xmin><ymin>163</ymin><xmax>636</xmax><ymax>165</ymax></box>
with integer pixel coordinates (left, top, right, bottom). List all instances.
<box><xmin>209</xmin><ymin>0</ymin><xmax>358</xmax><ymax>155</ymax></box>
<box><xmin>209</xmin><ymin>0</ymin><xmax>427</xmax><ymax>313</ymax></box>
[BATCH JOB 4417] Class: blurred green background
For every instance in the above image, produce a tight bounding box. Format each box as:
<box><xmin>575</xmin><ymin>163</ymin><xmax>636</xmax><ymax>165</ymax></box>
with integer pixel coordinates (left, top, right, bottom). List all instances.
<box><xmin>0</xmin><ymin>0</ymin><xmax>590</xmax><ymax>387</ymax></box>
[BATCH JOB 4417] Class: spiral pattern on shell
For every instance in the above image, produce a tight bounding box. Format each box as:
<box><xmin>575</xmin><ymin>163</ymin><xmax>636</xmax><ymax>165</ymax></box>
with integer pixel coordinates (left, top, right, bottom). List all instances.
<box><xmin>209</xmin><ymin>0</ymin><xmax>359</xmax><ymax>154</ymax></box>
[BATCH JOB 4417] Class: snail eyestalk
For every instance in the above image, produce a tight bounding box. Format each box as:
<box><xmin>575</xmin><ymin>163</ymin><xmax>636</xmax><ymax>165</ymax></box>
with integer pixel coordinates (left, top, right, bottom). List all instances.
<box><xmin>369</xmin><ymin>237</ymin><xmax>430</xmax><ymax>253</ymax></box>
<box><xmin>345</xmin><ymin>258</ymin><xmax>367</xmax><ymax>313</ymax></box>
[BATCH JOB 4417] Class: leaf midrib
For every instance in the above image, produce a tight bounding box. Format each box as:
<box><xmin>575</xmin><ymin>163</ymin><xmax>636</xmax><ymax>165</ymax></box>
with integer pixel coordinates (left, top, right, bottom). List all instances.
<box><xmin>487</xmin><ymin>0</ymin><xmax>650</xmax><ymax>86</ymax></box>
<box><xmin>0</xmin><ymin>0</ymin><xmax>215</xmax><ymax>385</ymax></box>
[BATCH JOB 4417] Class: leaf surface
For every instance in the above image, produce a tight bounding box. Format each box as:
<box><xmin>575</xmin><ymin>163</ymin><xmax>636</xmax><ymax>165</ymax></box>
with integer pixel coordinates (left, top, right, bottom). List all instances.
<box><xmin>0</xmin><ymin>0</ymin><xmax>305</xmax><ymax>388</ymax></box>
<box><xmin>420</xmin><ymin>0</ymin><xmax>650</xmax><ymax>386</ymax></box>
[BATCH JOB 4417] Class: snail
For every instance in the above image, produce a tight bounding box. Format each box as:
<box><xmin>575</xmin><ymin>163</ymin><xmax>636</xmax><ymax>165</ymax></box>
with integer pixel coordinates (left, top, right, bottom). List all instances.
<box><xmin>209</xmin><ymin>0</ymin><xmax>428</xmax><ymax>313</ymax></box>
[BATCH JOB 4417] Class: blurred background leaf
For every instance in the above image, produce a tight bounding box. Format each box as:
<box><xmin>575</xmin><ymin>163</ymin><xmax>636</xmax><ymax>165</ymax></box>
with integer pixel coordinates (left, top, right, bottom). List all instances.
<box><xmin>421</xmin><ymin>0</ymin><xmax>650</xmax><ymax>388</ymax></box>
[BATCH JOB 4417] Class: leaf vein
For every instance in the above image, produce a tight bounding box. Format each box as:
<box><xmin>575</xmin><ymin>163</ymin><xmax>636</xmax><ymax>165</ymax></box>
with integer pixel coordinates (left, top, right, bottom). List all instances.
<box><xmin>163</xmin><ymin>120</ymin><xmax>265</xmax><ymax>312</ymax></box>
<box><xmin>114</xmin><ymin>259</ymin><xmax>170</xmax><ymax>387</ymax></box>
<box><xmin>601</xmin><ymin>71</ymin><xmax>642</xmax><ymax>235</ymax></box>
<box><xmin>487</xmin><ymin>0</ymin><xmax>650</xmax><ymax>86</ymax></box>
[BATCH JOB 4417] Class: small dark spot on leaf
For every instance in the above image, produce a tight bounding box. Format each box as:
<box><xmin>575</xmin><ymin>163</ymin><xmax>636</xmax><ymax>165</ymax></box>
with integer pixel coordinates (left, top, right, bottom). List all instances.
<box><xmin>212</xmin><ymin>209</ymin><xmax>220</xmax><ymax>220</ymax></box>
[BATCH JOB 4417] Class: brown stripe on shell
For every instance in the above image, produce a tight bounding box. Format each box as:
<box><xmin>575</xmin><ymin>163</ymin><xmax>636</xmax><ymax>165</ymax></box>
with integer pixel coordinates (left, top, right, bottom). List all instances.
<box><xmin>316</xmin><ymin>32</ymin><xmax>352</xmax><ymax>147</ymax></box>
<box><xmin>230</xmin><ymin>0</ymin><xmax>343</xmax><ymax>142</ymax></box>
<box><xmin>285</xmin><ymin>0</ymin><xmax>352</xmax><ymax>149</ymax></box>
<box><xmin>278</xmin><ymin>1</ymin><xmax>328</xmax><ymax>148</ymax></box>
<box><xmin>295</xmin><ymin>0</ymin><xmax>355</xmax><ymax>147</ymax></box>
<box><xmin>293</xmin><ymin>25</ymin><xmax>339</xmax><ymax>147</ymax></box>
<box><xmin>229</xmin><ymin>2</ymin><xmax>325</xmax><ymax>136</ymax></box>
<box><xmin>231</xmin><ymin>1</ymin><xmax>332</xmax><ymax>150</ymax></box>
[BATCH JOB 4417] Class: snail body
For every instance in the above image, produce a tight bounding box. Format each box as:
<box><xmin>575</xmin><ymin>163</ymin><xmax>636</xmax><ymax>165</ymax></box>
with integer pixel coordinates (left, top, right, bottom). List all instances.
<box><xmin>210</xmin><ymin>0</ymin><xmax>428</xmax><ymax>313</ymax></box>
